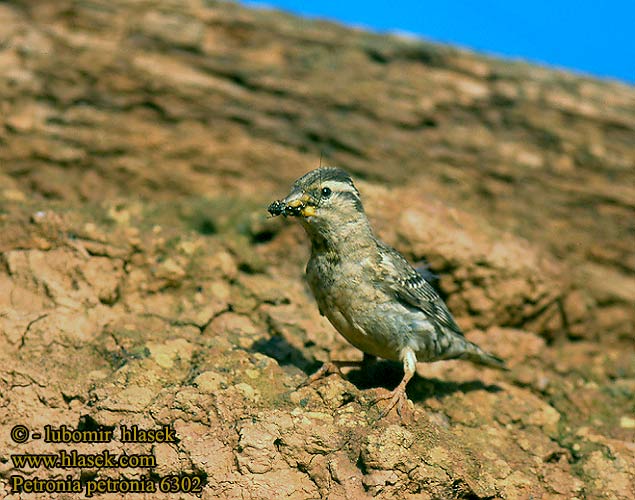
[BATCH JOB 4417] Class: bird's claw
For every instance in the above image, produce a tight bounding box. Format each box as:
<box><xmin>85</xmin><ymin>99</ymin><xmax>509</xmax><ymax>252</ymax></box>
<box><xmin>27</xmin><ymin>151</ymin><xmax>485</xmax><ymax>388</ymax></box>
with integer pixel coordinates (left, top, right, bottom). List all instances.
<box><xmin>297</xmin><ymin>361</ymin><xmax>343</xmax><ymax>389</ymax></box>
<box><xmin>371</xmin><ymin>384</ymin><xmax>414</xmax><ymax>422</ymax></box>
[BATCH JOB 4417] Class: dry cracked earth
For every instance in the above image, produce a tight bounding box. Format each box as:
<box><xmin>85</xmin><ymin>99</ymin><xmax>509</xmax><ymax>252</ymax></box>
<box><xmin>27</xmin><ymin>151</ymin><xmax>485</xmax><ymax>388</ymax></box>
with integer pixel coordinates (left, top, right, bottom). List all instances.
<box><xmin>0</xmin><ymin>1</ymin><xmax>634</xmax><ymax>499</ymax></box>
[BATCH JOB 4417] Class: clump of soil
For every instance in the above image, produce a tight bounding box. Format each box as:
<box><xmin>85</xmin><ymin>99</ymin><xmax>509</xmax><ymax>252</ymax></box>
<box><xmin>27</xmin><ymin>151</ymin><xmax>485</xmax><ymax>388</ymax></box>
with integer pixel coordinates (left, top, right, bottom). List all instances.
<box><xmin>1</xmin><ymin>0</ymin><xmax>633</xmax><ymax>498</ymax></box>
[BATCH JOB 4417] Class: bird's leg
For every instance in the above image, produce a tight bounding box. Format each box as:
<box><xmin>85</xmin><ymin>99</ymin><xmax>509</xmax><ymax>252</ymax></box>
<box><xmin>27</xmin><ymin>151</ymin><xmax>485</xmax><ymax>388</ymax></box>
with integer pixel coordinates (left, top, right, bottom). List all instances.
<box><xmin>298</xmin><ymin>354</ymin><xmax>373</xmax><ymax>389</ymax></box>
<box><xmin>373</xmin><ymin>347</ymin><xmax>416</xmax><ymax>419</ymax></box>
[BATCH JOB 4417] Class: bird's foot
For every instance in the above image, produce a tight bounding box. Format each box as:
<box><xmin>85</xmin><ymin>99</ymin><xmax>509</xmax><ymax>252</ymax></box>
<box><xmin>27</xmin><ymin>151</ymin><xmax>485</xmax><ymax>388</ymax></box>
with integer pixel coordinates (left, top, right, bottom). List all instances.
<box><xmin>371</xmin><ymin>382</ymin><xmax>414</xmax><ymax>422</ymax></box>
<box><xmin>297</xmin><ymin>361</ymin><xmax>344</xmax><ymax>389</ymax></box>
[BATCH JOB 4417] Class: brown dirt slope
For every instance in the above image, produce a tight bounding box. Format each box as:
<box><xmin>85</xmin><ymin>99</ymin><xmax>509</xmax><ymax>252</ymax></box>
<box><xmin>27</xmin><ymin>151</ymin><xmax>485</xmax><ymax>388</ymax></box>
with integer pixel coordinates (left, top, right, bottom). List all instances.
<box><xmin>1</xmin><ymin>1</ymin><xmax>634</xmax><ymax>499</ymax></box>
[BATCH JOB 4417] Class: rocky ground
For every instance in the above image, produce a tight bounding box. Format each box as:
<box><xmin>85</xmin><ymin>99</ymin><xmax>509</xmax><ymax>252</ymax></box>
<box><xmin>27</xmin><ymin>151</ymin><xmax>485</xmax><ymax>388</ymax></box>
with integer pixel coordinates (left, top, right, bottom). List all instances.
<box><xmin>1</xmin><ymin>1</ymin><xmax>634</xmax><ymax>499</ymax></box>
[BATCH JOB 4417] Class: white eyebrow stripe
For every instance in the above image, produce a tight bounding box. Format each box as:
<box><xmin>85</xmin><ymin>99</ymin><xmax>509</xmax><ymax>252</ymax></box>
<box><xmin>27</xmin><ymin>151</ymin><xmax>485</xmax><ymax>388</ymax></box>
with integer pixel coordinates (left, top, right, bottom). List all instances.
<box><xmin>324</xmin><ymin>180</ymin><xmax>357</xmax><ymax>193</ymax></box>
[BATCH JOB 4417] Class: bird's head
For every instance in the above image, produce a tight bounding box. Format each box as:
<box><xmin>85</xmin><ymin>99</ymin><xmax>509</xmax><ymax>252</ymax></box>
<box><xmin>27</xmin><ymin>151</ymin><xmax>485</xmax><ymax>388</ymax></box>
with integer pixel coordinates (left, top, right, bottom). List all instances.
<box><xmin>268</xmin><ymin>167</ymin><xmax>367</xmax><ymax>237</ymax></box>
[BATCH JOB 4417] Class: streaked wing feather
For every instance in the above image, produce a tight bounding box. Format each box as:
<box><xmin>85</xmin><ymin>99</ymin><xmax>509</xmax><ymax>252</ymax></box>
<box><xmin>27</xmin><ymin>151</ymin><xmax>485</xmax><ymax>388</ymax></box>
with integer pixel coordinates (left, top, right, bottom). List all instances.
<box><xmin>378</xmin><ymin>243</ymin><xmax>464</xmax><ymax>336</ymax></box>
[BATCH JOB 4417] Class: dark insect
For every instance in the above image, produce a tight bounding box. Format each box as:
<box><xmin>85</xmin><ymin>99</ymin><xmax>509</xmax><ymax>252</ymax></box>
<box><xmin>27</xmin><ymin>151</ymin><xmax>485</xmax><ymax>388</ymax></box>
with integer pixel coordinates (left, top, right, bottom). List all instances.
<box><xmin>267</xmin><ymin>200</ymin><xmax>285</xmax><ymax>217</ymax></box>
<box><xmin>285</xmin><ymin>203</ymin><xmax>303</xmax><ymax>216</ymax></box>
<box><xmin>268</xmin><ymin>199</ymin><xmax>306</xmax><ymax>217</ymax></box>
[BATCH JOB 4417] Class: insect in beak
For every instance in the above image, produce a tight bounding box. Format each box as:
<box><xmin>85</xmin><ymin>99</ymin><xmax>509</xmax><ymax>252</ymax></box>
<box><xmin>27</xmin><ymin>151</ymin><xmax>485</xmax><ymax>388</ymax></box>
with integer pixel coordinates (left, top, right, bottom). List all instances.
<box><xmin>268</xmin><ymin>193</ymin><xmax>316</xmax><ymax>218</ymax></box>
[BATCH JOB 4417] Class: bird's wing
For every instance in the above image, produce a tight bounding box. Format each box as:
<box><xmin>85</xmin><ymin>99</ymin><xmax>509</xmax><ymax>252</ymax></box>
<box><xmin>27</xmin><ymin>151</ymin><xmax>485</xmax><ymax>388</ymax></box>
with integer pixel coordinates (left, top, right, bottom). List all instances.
<box><xmin>377</xmin><ymin>242</ymin><xmax>464</xmax><ymax>336</ymax></box>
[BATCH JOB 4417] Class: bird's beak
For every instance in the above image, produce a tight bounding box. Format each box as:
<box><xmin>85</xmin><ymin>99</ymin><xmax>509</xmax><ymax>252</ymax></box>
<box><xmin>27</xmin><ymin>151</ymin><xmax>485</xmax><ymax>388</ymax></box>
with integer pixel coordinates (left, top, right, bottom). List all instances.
<box><xmin>268</xmin><ymin>190</ymin><xmax>316</xmax><ymax>218</ymax></box>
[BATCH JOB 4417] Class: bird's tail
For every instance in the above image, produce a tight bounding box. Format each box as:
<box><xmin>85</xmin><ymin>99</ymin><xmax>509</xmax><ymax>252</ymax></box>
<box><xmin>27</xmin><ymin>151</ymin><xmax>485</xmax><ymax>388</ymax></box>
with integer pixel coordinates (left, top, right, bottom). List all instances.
<box><xmin>446</xmin><ymin>335</ymin><xmax>509</xmax><ymax>371</ymax></box>
<box><xmin>461</xmin><ymin>346</ymin><xmax>509</xmax><ymax>371</ymax></box>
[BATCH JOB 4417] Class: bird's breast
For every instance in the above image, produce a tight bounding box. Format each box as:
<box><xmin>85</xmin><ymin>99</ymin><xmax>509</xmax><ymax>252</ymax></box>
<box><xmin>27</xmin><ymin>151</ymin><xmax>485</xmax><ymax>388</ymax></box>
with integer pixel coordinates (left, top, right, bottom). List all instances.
<box><xmin>306</xmin><ymin>253</ymin><xmax>402</xmax><ymax>360</ymax></box>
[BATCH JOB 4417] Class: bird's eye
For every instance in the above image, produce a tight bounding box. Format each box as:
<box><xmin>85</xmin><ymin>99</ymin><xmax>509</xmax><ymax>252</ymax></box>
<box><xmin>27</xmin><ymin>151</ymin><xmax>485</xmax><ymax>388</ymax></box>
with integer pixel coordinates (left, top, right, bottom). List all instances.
<box><xmin>321</xmin><ymin>187</ymin><xmax>332</xmax><ymax>198</ymax></box>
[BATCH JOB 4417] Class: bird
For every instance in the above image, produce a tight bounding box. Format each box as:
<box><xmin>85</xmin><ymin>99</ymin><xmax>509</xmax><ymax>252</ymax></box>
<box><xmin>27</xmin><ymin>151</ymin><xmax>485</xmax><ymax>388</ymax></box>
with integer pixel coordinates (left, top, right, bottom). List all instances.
<box><xmin>268</xmin><ymin>167</ymin><xmax>507</xmax><ymax>417</ymax></box>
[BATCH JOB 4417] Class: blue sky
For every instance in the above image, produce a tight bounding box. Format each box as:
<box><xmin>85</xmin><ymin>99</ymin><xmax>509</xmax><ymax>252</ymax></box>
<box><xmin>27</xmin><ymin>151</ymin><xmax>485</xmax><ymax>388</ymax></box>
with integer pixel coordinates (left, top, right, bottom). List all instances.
<box><xmin>242</xmin><ymin>0</ymin><xmax>634</xmax><ymax>84</ymax></box>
